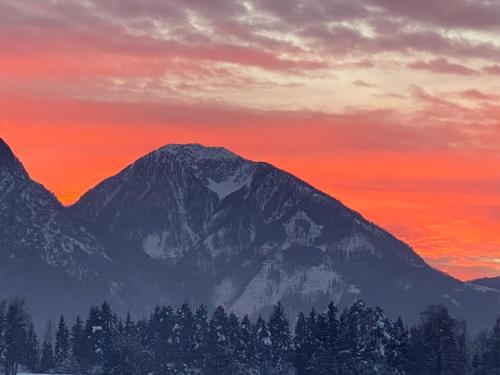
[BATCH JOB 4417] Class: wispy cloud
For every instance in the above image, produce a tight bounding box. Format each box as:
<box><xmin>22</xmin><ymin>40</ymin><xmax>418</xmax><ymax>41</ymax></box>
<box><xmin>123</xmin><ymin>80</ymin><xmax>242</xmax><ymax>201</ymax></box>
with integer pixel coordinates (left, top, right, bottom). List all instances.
<box><xmin>408</xmin><ymin>58</ymin><xmax>478</xmax><ymax>76</ymax></box>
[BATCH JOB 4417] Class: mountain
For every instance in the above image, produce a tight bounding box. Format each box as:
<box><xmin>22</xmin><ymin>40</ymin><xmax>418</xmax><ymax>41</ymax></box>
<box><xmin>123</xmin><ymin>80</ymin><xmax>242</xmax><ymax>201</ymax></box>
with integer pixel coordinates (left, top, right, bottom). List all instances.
<box><xmin>68</xmin><ymin>143</ymin><xmax>500</xmax><ymax>332</ymax></box>
<box><xmin>0</xmin><ymin>139</ymin><xmax>109</xmax><ymax>324</ymax></box>
<box><xmin>0</xmin><ymin>139</ymin><xmax>161</xmax><ymax>327</ymax></box>
<box><xmin>1</xmin><ymin>139</ymin><xmax>499</xmax><ymax>331</ymax></box>
<box><xmin>470</xmin><ymin>276</ymin><xmax>500</xmax><ymax>292</ymax></box>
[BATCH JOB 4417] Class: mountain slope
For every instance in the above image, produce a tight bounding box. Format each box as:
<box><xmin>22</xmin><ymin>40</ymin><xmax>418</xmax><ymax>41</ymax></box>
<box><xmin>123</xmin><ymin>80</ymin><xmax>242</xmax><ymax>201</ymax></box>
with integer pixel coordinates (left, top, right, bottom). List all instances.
<box><xmin>469</xmin><ymin>276</ymin><xmax>500</xmax><ymax>292</ymax></box>
<box><xmin>71</xmin><ymin>144</ymin><xmax>500</xmax><ymax>331</ymax></box>
<box><xmin>0</xmin><ymin>139</ymin><xmax>132</xmax><ymax>326</ymax></box>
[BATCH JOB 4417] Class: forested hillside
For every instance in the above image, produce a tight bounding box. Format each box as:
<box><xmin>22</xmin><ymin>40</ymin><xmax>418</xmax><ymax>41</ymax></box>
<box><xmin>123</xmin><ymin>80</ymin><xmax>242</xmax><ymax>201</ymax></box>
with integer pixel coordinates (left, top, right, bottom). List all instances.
<box><xmin>1</xmin><ymin>298</ymin><xmax>499</xmax><ymax>375</ymax></box>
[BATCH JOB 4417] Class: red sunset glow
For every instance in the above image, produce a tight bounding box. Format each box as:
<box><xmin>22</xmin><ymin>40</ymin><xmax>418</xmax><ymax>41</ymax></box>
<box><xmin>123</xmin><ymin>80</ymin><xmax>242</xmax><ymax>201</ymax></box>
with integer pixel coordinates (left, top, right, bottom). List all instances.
<box><xmin>1</xmin><ymin>0</ymin><xmax>500</xmax><ymax>280</ymax></box>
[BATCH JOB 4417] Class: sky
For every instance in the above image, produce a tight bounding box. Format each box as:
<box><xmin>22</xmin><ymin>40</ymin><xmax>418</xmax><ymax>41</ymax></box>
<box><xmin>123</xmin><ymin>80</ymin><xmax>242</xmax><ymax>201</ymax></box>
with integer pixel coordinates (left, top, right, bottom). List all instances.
<box><xmin>1</xmin><ymin>0</ymin><xmax>500</xmax><ymax>280</ymax></box>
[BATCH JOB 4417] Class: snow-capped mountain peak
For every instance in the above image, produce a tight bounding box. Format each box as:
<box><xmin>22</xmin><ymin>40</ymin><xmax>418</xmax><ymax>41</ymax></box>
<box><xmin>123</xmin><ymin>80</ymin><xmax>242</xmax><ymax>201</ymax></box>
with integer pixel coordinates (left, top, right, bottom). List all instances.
<box><xmin>106</xmin><ymin>143</ymin><xmax>253</xmax><ymax>194</ymax></box>
<box><xmin>151</xmin><ymin>143</ymin><xmax>243</xmax><ymax>163</ymax></box>
<box><xmin>142</xmin><ymin>143</ymin><xmax>252</xmax><ymax>188</ymax></box>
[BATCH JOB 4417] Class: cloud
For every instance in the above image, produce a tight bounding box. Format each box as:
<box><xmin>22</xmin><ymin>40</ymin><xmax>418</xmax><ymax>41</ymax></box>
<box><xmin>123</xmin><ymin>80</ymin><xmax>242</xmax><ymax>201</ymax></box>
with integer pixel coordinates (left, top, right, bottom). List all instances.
<box><xmin>458</xmin><ymin>89</ymin><xmax>495</xmax><ymax>101</ymax></box>
<box><xmin>352</xmin><ymin>80</ymin><xmax>377</xmax><ymax>88</ymax></box>
<box><xmin>483</xmin><ymin>65</ymin><xmax>500</xmax><ymax>75</ymax></box>
<box><xmin>369</xmin><ymin>0</ymin><xmax>500</xmax><ymax>31</ymax></box>
<box><xmin>408</xmin><ymin>58</ymin><xmax>478</xmax><ymax>76</ymax></box>
<box><xmin>1</xmin><ymin>0</ymin><xmax>500</xmax><ymax>86</ymax></box>
<box><xmin>2</xmin><ymin>92</ymin><xmax>499</xmax><ymax>153</ymax></box>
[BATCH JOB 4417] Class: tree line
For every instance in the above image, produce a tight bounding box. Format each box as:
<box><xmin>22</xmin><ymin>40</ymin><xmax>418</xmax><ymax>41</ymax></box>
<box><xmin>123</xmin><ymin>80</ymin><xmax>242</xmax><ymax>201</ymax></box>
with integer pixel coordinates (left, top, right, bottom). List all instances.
<box><xmin>1</xmin><ymin>298</ymin><xmax>500</xmax><ymax>375</ymax></box>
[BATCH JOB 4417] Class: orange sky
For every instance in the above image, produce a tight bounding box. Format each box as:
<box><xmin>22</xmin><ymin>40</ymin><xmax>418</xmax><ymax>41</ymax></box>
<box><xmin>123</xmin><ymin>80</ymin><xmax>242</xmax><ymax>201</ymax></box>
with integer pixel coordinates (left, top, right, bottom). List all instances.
<box><xmin>1</xmin><ymin>0</ymin><xmax>500</xmax><ymax>280</ymax></box>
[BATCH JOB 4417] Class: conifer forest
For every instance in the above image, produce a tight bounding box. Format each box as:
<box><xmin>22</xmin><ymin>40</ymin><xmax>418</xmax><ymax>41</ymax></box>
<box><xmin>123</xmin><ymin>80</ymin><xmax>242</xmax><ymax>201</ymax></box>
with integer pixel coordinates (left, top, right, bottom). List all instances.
<box><xmin>1</xmin><ymin>298</ymin><xmax>500</xmax><ymax>375</ymax></box>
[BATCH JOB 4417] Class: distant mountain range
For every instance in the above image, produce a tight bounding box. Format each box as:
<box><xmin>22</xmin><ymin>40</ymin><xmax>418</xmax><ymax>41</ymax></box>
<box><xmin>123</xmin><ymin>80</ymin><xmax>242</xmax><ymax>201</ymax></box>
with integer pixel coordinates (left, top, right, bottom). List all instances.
<box><xmin>1</xmin><ymin>138</ymin><xmax>499</xmax><ymax>332</ymax></box>
<box><xmin>469</xmin><ymin>276</ymin><xmax>500</xmax><ymax>292</ymax></box>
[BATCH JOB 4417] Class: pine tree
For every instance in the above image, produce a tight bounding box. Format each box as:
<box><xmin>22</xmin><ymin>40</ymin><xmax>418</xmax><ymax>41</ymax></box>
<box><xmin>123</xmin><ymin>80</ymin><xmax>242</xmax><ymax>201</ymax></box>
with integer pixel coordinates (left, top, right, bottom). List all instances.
<box><xmin>136</xmin><ymin>317</ymin><xmax>155</xmax><ymax>375</ymax></box>
<box><xmin>483</xmin><ymin>318</ymin><xmax>500</xmax><ymax>372</ymax></box>
<box><xmin>147</xmin><ymin>305</ymin><xmax>176</xmax><ymax>374</ymax></box>
<box><xmin>174</xmin><ymin>302</ymin><xmax>197</xmax><ymax>372</ymax></box>
<box><xmin>54</xmin><ymin>315</ymin><xmax>70</xmax><ymax>371</ymax></box>
<box><xmin>125</xmin><ymin>314</ymin><xmax>151</xmax><ymax>375</ymax></box>
<box><xmin>304</xmin><ymin>307</ymin><xmax>320</xmax><ymax>375</ymax></box>
<box><xmin>204</xmin><ymin>306</ymin><xmax>233</xmax><ymax>375</ymax></box>
<box><xmin>268</xmin><ymin>302</ymin><xmax>293</xmax><ymax>374</ymax></box>
<box><xmin>39</xmin><ymin>340</ymin><xmax>55</xmax><ymax>374</ymax></box>
<box><xmin>336</xmin><ymin>301</ymin><xmax>365</xmax><ymax>375</ymax></box>
<box><xmin>388</xmin><ymin>317</ymin><xmax>411</xmax><ymax>373</ymax></box>
<box><xmin>83</xmin><ymin>305</ymin><xmax>102</xmax><ymax>367</ymax></box>
<box><xmin>411</xmin><ymin>305</ymin><xmax>467</xmax><ymax>375</ymax></box>
<box><xmin>471</xmin><ymin>328</ymin><xmax>491</xmax><ymax>375</ymax></box>
<box><xmin>3</xmin><ymin>299</ymin><xmax>29</xmax><ymax>375</ymax></box>
<box><xmin>255</xmin><ymin>315</ymin><xmax>273</xmax><ymax>375</ymax></box>
<box><xmin>325</xmin><ymin>302</ymin><xmax>340</xmax><ymax>371</ymax></box>
<box><xmin>293</xmin><ymin>312</ymin><xmax>309</xmax><ymax>375</ymax></box>
<box><xmin>194</xmin><ymin>305</ymin><xmax>209</xmax><ymax>369</ymax></box>
<box><xmin>0</xmin><ymin>300</ymin><xmax>7</xmax><ymax>375</ymax></box>
<box><xmin>239</xmin><ymin>315</ymin><xmax>256</xmax><ymax>373</ymax></box>
<box><xmin>363</xmin><ymin>306</ymin><xmax>400</xmax><ymax>374</ymax></box>
<box><xmin>24</xmin><ymin>323</ymin><xmax>39</xmax><ymax>373</ymax></box>
<box><xmin>100</xmin><ymin>301</ymin><xmax>118</xmax><ymax>371</ymax></box>
<box><xmin>124</xmin><ymin>312</ymin><xmax>134</xmax><ymax>336</ymax></box>
<box><xmin>226</xmin><ymin>312</ymin><xmax>242</xmax><ymax>373</ymax></box>
<box><xmin>103</xmin><ymin>315</ymin><xmax>140</xmax><ymax>375</ymax></box>
<box><xmin>310</xmin><ymin>302</ymin><xmax>340</xmax><ymax>375</ymax></box>
<box><xmin>71</xmin><ymin>316</ymin><xmax>85</xmax><ymax>368</ymax></box>
<box><xmin>308</xmin><ymin>312</ymin><xmax>328</xmax><ymax>374</ymax></box>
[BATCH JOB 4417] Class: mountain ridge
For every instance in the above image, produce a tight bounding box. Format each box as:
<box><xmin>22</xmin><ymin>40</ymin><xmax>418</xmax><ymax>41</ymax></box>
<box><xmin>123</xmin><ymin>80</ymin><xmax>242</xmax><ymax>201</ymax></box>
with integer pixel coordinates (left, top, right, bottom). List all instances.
<box><xmin>1</xmin><ymin>140</ymin><xmax>499</xmax><ymax>332</ymax></box>
<box><xmin>469</xmin><ymin>276</ymin><xmax>500</xmax><ymax>292</ymax></box>
<box><xmin>69</xmin><ymin>143</ymin><xmax>500</xmax><ymax>331</ymax></box>
<box><xmin>0</xmin><ymin>138</ymin><xmax>118</xmax><ymax>327</ymax></box>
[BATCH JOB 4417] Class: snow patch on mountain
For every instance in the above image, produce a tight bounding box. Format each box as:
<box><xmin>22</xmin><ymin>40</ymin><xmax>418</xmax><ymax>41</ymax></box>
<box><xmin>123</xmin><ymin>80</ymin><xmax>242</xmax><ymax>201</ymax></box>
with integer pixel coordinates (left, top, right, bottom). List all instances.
<box><xmin>109</xmin><ymin>281</ymin><xmax>124</xmax><ymax>297</ymax></box>
<box><xmin>467</xmin><ymin>283</ymin><xmax>500</xmax><ymax>294</ymax></box>
<box><xmin>203</xmin><ymin>228</ymin><xmax>231</xmax><ymax>258</ymax></box>
<box><xmin>230</xmin><ymin>261</ymin><xmax>348</xmax><ymax>316</ymax></box>
<box><xmin>396</xmin><ymin>280</ymin><xmax>413</xmax><ymax>291</ymax></box>
<box><xmin>142</xmin><ymin>233</ymin><xmax>166</xmax><ymax>260</ymax></box>
<box><xmin>206</xmin><ymin>165</ymin><xmax>254</xmax><ymax>200</ymax></box>
<box><xmin>348</xmin><ymin>284</ymin><xmax>362</xmax><ymax>294</ymax></box>
<box><xmin>142</xmin><ymin>231</ymin><xmax>191</xmax><ymax>261</ymax></box>
<box><xmin>332</xmin><ymin>232</ymin><xmax>377</xmax><ymax>258</ymax></box>
<box><xmin>284</xmin><ymin>211</ymin><xmax>323</xmax><ymax>247</ymax></box>
<box><xmin>154</xmin><ymin>144</ymin><xmax>239</xmax><ymax>163</ymax></box>
<box><xmin>214</xmin><ymin>278</ymin><xmax>238</xmax><ymax>306</ymax></box>
<box><xmin>444</xmin><ymin>294</ymin><xmax>460</xmax><ymax>308</ymax></box>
